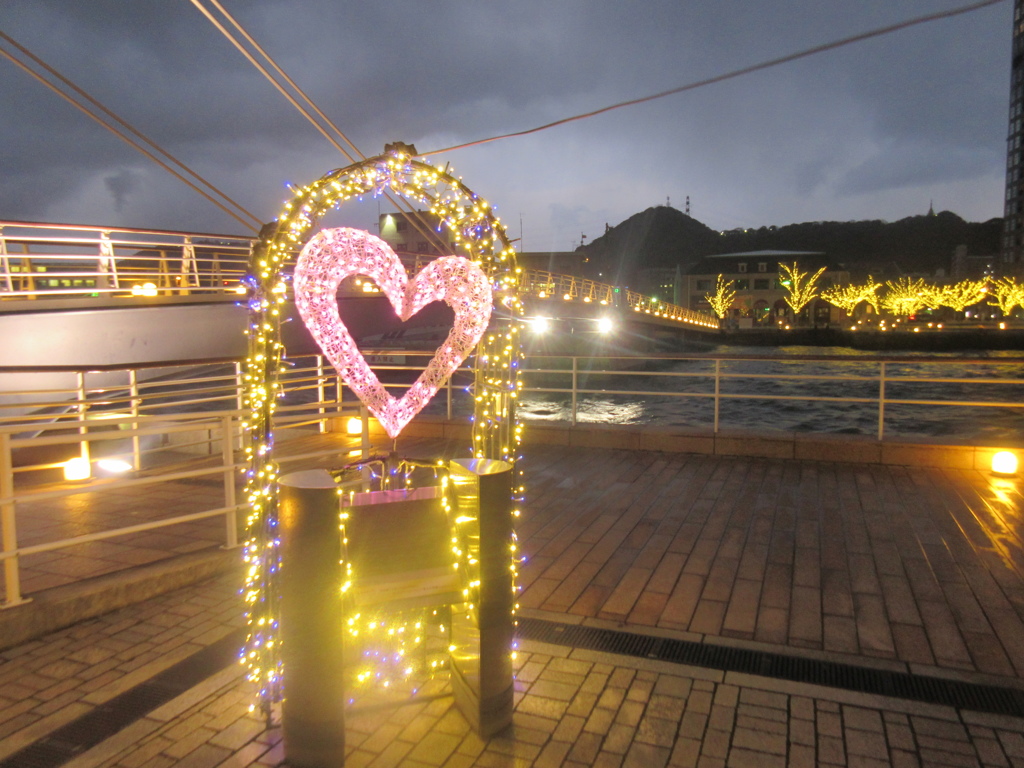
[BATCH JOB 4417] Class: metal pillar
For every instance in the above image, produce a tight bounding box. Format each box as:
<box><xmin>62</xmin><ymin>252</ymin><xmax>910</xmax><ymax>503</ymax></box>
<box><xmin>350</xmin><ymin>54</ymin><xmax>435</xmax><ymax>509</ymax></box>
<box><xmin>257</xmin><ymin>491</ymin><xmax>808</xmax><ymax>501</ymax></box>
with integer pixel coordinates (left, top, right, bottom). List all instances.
<box><xmin>448</xmin><ymin>458</ymin><xmax>514</xmax><ymax>738</ymax></box>
<box><xmin>279</xmin><ymin>469</ymin><xmax>346</xmax><ymax>768</ymax></box>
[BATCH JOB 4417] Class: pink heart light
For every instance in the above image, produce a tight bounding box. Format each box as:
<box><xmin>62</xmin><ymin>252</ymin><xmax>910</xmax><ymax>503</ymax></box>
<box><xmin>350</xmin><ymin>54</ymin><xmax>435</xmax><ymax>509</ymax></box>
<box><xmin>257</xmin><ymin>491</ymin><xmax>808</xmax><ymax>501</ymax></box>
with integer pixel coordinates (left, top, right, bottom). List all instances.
<box><xmin>294</xmin><ymin>228</ymin><xmax>493</xmax><ymax>439</ymax></box>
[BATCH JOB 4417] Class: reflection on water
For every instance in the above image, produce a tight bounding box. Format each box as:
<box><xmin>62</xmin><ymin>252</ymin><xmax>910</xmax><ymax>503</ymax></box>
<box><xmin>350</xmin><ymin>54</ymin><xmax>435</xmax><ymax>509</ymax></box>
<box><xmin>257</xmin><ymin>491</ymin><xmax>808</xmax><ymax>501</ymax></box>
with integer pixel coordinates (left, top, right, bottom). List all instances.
<box><xmin>513</xmin><ymin>346</ymin><xmax>1024</xmax><ymax>443</ymax></box>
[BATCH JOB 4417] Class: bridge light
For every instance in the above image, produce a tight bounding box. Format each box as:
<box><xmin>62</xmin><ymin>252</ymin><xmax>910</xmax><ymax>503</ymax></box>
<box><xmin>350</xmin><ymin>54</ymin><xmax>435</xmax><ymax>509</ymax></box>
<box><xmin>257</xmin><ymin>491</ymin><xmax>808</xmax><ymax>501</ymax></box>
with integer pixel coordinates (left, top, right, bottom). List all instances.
<box><xmin>597</xmin><ymin>317</ymin><xmax>614</xmax><ymax>334</ymax></box>
<box><xmin>131</xmin><ymin>282</ymin><xmax>158</xmax><ymax>297</ymax></box>
<box><xmin>530</xmin><ymin>317</ymin><xmax>551</xmax><ymax>334</ymax></box>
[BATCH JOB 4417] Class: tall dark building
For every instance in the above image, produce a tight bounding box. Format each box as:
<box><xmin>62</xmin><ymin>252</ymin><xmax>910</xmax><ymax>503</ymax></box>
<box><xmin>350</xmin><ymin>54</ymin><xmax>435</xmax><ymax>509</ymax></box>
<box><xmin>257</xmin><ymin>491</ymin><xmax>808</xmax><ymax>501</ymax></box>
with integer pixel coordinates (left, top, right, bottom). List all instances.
<box><xmin>1004</xmin><ymin>0</ymin><xmax>1024</xmax><ymax>267</ymax></box>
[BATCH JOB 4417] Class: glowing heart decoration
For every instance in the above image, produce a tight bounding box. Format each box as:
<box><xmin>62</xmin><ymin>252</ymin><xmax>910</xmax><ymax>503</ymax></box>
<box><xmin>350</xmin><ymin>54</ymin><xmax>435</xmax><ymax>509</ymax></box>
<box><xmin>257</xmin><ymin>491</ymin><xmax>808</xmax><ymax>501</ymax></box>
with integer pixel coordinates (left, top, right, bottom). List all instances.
<box><xmin>294</xmin><ymin>227</ymin><xmax>493</xmax><ymax>439</ymax></box>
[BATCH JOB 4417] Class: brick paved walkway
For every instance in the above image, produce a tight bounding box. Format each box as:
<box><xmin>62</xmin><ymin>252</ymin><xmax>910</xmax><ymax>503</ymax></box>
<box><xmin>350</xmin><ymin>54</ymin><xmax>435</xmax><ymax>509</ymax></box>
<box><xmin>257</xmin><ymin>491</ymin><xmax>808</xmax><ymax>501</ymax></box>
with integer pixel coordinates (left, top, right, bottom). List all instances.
<box><xmin>3</xmin><ymin>575</ymin><xmax>1024</xmax><ymax>767</ymax></box>
<box><xmin>2</xmin><ymin>436</ymin><xmax>1024</xmax><ymax>765</ymax></box>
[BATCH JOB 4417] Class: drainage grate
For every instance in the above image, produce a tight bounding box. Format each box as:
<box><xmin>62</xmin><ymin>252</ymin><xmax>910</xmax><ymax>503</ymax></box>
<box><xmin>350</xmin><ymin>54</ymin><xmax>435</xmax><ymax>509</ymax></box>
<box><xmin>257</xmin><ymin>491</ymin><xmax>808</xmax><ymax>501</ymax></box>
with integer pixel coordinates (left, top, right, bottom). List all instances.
<box><xmin>517</xmin><ymin>617</ymin><xmax>1024</xmax><ymax>718</ymax></box>
<box><xmin>0</xmin><ymin>628</ymin><xmax>246</xmax><ymax>768</ymax></box>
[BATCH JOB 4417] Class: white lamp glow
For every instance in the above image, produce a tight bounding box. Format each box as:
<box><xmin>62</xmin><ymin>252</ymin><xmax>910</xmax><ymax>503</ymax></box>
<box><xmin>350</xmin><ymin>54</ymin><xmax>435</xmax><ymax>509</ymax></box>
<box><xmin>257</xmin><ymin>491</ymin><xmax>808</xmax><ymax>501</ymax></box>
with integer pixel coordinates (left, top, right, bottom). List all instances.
<box><xmin>63</xmin><ymin>457</ymin><xmax>91</xmax><ymax>481</ymax></box>
<box><xmin>992</xmin><ymin>451</ymin><xmax>1018</xmax><ymax>476</ymax></box>
<box><xmin>97</xmin><ymin>458</ymin><xmax>133</xmax><ymax>474</ymax></box>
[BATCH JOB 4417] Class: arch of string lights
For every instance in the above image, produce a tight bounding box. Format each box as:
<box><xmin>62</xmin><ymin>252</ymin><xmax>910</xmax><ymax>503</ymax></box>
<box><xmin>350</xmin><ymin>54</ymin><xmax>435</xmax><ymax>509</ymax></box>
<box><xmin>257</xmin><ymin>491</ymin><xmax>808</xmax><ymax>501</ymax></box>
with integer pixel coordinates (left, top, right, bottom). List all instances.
<box><xmin>241</xmin><ymin>147</ymin><xmax>524</xmax><ymax>712</ymax></box>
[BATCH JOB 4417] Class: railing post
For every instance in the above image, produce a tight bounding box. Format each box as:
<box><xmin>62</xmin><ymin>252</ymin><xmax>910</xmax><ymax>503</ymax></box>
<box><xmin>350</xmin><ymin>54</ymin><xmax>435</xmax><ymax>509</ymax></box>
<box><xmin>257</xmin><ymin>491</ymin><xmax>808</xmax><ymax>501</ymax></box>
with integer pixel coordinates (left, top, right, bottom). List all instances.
<box><xmin>76</xmin><ymin>371</ymin><xmax>91</xmax><ymax>471</ymax></box>
<box><xmin>877</xmin><ymin>362</ymin><xmax>887</xmax><ymax>441</ymax></box>
<box><xmin>234</xmin><ymin>362</ymin><xmax>245</xmax><ymax>450</ymax></box>
<box><xmin>447</xmin><ymin>376</ymin><xmax>453</xmax><ymax>421</ymax></box>
<box><xmin>222</xmin><ymin>415</ymin><xmax>238</xmax><ymax>549</ymax></box>
<box><xmin>571</xmin><ymin>357</ymin><xmax>578</xmax><ymax>426</ymax></box>
<box><xmin>180</xmin><ymin>236</ymin><xmax>198</xmax><ymax>294</ymax></box>
<box><xmin>129</xmin><ymin>369</ymin><xmax>141</xmax><ymax>471</ymax></box>
<box><xmin>713</xmin><ymin>359</ymin><xmax>721</xmax><ymax>433</ymax></box>
<box><xmin>98</xmin><ymin>231</ymin><xmax>119</xmax><ymax>291</ymax></box>
<box><xmin>1</xmin><ymin>432</ymin><xmax>27</xmax><ymax>608</ymax></box>
<box><xmin>0</xmin><ymin>226</ymin><xmax>12</xmax><ymax>294</ymax></box>
<box><xmin>316</xmin><ymin>355</ymin><xmax>327</xmax><ymax>434</ymax></box>
<box><xmin>360</xmin><ymin>405</ymin><xmax>371</xmax><ymax>492</ymax></box>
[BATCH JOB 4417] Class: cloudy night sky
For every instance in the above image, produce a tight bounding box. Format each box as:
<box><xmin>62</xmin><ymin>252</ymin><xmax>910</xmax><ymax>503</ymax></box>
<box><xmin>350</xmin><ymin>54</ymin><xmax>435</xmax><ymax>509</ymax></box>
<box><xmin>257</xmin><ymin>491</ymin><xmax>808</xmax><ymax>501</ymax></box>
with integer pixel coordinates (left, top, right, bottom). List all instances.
<box><xmin>0</xmin><ymin>0</ymin><xmax>1012</xmax><ymax>251</ymax></box>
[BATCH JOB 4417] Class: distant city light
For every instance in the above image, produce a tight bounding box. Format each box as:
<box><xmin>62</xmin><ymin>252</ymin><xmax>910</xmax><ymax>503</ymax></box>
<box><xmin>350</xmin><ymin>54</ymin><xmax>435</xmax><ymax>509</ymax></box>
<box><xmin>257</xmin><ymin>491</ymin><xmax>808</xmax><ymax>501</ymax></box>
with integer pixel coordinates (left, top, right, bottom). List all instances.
<box><xmin>131</xmin><ymin>282</ymin><xmax>158</xmax><ymax>297</ymax></box>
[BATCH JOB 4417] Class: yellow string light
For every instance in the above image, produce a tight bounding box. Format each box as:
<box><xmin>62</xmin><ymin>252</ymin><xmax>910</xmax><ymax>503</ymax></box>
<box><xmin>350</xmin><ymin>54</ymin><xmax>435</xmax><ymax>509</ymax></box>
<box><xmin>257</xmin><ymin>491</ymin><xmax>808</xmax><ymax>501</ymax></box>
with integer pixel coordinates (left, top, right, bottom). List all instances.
<box><xmin>241</xmin><ymin>148</ymin><xmax>524</xmax><ymax>712</ymax></box>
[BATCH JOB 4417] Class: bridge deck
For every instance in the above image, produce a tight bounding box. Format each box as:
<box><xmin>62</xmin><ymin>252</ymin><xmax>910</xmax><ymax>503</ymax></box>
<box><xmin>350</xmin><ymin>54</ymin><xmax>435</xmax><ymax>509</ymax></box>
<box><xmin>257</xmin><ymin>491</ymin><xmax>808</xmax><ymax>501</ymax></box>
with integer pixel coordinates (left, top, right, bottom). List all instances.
<box><xmin>2</xmin><ymin>435</ymin><xmax>1023</xmax><ymax>765</ymax></box>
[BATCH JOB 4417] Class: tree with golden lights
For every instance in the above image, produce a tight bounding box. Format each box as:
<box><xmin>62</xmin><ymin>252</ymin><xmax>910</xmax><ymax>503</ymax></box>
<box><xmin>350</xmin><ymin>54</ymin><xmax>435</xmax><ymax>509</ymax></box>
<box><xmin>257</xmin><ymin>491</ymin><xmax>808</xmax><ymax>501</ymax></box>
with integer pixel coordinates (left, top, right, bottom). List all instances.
<box><xmin>880</xmin><ymin>276</ymin><xmax>930</xmax><ymax>317</ymax></box>
<box><xmin>820</xmin><ymin>276</ymin><xmax>881</xmax><ymax>316</ymax></box>
<box><xmin>989</xmin><ymin>276</ymin><xmax>1024</xmax><ymax>316</ymax></box>
<box><xmin>932</xmin><ymin>279</ymin><xmax>988</xmax><ymax>313</ymax></box>
<box><xmin>705</xmin><ymin>275</ymin><xmax>737</xmax><ymax>320</ymax></box>
<box><xmin>778</xmin><ymin>262</ymin><xmax>826</xmax><ymax>316</ymax></box>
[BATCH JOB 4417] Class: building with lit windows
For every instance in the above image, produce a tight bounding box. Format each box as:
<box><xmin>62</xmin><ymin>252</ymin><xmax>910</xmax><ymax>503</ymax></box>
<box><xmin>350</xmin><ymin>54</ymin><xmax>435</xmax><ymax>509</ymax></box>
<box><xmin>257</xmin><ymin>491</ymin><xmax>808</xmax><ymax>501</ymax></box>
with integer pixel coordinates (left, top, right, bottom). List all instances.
<box><xmin>377</xmin><ymin>210</ymin><xmax>456</xmax><ymax>256</ymax></box>
<box><xmin>1003</xmin><ymin>0</ymin><xmax>1024</xmax><ymax>267</ymax></box>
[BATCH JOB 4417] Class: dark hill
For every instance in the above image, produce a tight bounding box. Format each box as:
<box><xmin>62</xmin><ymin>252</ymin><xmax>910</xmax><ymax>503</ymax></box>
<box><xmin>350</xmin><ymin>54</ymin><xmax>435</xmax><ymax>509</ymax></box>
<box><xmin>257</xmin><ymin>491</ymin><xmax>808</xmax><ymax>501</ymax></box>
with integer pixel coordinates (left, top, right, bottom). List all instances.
<box><xmin>580</xmin><ymin>207</ymin><xmax>1002</xmax><ymax>282</ymax></box>
<box><xmin>580</xmin><ymin>206</ymin><xmax>720</xmax><ymax>283</ymax></box>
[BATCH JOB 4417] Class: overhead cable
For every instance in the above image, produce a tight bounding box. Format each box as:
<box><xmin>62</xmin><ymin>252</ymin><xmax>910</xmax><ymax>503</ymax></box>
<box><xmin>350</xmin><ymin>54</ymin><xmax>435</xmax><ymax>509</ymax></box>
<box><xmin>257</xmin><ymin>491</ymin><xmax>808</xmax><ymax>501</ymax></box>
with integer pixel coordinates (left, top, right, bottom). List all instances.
<box><xmin>0</xmin><ymin>30</ymin><xmax>262</xmax><ymax>232</ymax></box>
<box><xmin>190</xmin><ymin>0</ymin><xmax>459</xmax><ymax>255</ymax></box>
<box><xmin>419</xmin><ymin>0</ymin><xmax>1007</xmax><ymax>156</ymax></box>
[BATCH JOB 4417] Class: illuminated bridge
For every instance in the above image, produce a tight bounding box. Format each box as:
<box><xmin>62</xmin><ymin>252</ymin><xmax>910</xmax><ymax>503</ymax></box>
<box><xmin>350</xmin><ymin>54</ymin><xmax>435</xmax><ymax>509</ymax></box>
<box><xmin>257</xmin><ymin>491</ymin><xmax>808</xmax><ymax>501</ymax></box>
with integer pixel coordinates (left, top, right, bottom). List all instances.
<box><xmin>0</xmin><ymin>220</ymin><xmax>719</xmax><ymax>370</ymax></box>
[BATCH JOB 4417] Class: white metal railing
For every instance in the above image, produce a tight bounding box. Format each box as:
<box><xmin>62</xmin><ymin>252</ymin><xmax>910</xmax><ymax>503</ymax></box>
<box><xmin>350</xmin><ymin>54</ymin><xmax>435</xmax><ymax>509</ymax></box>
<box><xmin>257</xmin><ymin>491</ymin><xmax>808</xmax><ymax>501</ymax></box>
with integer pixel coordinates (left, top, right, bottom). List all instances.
<box><xmin>362</xmin><ymin>352</ymin><xmax>1024</xmax><ymax>442</ymax></box>
<box><xmin>0</xmin><ymin>221</ymin><xmax>720</xmax><ymax>328</ymax></box>
<box><xmin>517</xmin><ymin>268</ymin><xmax>717</xmax><ymax>328</ymax></box>
<box><xmin>0</xmin><ymin>355</ymin><xmax>370</xmax><ymax>607</ymax></box>
<box><xmin>0</xmin><ymin>220</ymin><xmax>255</xmax><ymax>300</ymax></box>
<box><xmin>3</xmin><ymin>351</ymin><xmax>1023</xmax><ymax>606</ymax></box>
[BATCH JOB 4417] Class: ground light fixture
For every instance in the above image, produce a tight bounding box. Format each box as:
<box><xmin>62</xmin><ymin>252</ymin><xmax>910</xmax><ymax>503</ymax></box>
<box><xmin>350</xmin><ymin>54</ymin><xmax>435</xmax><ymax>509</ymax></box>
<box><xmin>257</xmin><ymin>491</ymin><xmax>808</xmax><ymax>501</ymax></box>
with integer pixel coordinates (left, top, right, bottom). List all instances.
<box><xmin>97</xmin><ymin>458</ymin><xmax>133</xmax><ymax>474</ymax></box>
<box><xmin>346</xmin><ymin>416</ymin><xmax>363</xmax><ymax>435</ymax></box>
<box><xmin>63</xmin><ymin>457</ymin><xmax>91</xmax><ymax>481</ymax></box>
<box><xmin>991</xmin><ymin>451</ymin><xmax>1018</xmax><ymax>477</ymax></box>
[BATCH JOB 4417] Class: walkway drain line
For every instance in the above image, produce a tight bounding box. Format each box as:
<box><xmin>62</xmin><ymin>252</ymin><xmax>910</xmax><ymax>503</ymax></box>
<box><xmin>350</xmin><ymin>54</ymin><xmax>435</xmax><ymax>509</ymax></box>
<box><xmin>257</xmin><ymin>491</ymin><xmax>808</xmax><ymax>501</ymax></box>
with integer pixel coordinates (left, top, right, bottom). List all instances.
<box><xmin>0</xmin><ymin>628</ymin><xmax>246</xmax><ymax>768</ymax></box>
<box><xmin>517</xmin><ymin>617</ymin><xmax>1024</xmax><ymax>718</ymax></box>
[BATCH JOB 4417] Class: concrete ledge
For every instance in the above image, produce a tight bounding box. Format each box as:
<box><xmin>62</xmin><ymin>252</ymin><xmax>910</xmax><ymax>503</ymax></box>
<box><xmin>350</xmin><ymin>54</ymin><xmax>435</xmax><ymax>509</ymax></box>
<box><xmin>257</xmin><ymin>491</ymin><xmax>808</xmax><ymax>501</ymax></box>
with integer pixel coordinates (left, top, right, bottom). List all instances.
<box><xmin>794</xmin><ymin>433</ymin><xmax>883</xmax><ymax>464</ymax></box>
<box><xmin>0</xmin><ymin>548</ymin><xmax>240</xmax><ymax>652</ymax></box>
<box><xmin>639</xmin><ymin>427</ymin><xmax>714</xmax><ymax>455</ymax></box>
<box><xmin>715</xmin><ymin>430</ymin><xmax>795</xmax><ymax>460</ymax></box>
<box><xmin>350</xmin><ymin>415</ymin><xmax>1019</xmax><ymax>470</ymax></box>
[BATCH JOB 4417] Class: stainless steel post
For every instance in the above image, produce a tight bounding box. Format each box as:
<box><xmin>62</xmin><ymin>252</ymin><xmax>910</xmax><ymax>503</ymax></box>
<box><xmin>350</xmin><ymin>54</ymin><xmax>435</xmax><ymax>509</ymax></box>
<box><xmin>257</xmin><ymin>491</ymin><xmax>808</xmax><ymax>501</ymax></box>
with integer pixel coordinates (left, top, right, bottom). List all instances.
<box><xmin>222</xmin><ymin>415</ymin><xmax>238</xmax><ymax>549</ymax></box>
<box><xmin>571</xmin><ymin>357</ymin><xmax>578</xmax><ymax>426</ymax></box>
<box><xmin>714</xmin><ymin>358</ymin><xmax>721</xmax><ymax>433</ymax></box>
<box><xmin>76</xmin><ymin>371</ymin><xmax>90</xmax><ymax>468</ymax></box>
<box><xmin>129</xmin><ymin>369</ymin><xmax>141</xmax><ymax>471</ymax></box>
<box><xmin>279</xmin><ymin>469</ymin><xmax>346</xmax><ymax>768</ymax></box>
<box><xmin>317</xmin><ymin>356</ymin><xmax>326</xmax><ymax>434</ymax></box>
<box><xmin>448</xmin><ymin>458</ymin><xmax>514</xmax><ymax>738</ymax></box>
<box><xmin>877</xmin><ymin>361</ymin><xmax>887</xmax><ymax>441</ymax></box>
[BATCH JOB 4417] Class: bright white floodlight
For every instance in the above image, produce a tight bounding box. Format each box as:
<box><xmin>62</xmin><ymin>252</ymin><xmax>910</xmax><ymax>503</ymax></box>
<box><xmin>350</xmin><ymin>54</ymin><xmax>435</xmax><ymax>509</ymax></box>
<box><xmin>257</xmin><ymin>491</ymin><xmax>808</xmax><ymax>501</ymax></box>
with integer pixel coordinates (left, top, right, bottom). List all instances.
<box><xmin>531</xmin><ymin>316</ymin><xmax>551</xmax><ymax>333</ymax></box>
<box><xmin>597</xmin><ymin>317</ymin><xmax>614</xmax><ymax>334</ymax></box>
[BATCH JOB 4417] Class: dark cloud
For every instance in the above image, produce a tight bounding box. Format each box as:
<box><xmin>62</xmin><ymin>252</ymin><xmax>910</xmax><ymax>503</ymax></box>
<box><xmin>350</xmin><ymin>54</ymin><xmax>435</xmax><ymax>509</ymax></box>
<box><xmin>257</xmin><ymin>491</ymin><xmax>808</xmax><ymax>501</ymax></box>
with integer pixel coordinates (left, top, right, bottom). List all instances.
<box><xmin>0</xmin><ymin>0</ymin><xmax>1012</xmax><ymax>246</ymax></box>
<box><xmin>103</xmin><ymin>169</ymin><xmax>138</xmax><ymax>212</ymax></box>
